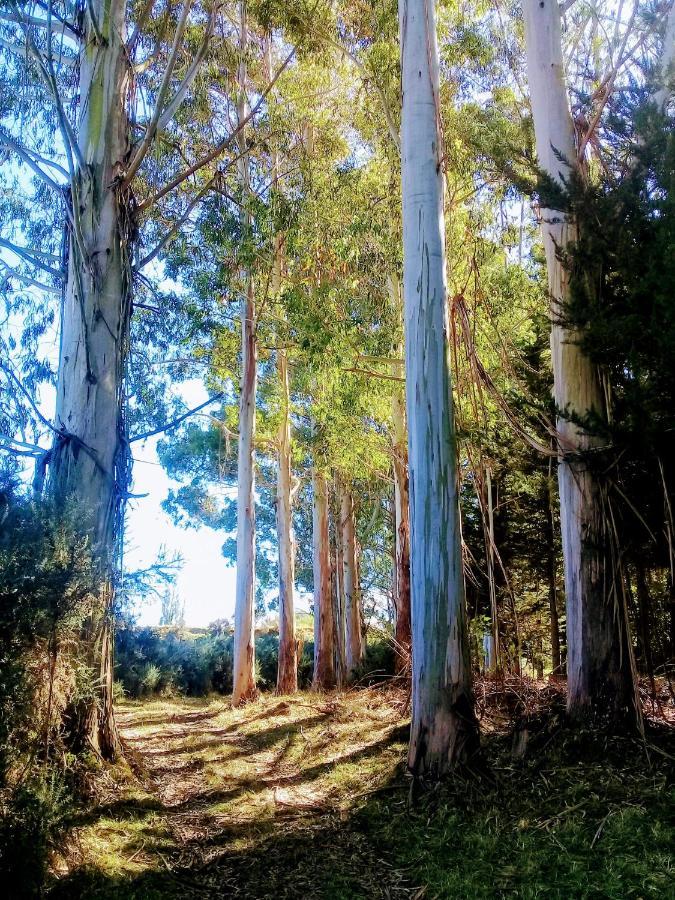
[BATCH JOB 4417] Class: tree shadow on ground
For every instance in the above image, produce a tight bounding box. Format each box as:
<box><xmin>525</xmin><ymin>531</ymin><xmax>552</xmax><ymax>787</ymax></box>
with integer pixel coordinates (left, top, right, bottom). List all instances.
<box><xmin>49</xmin><ymin>696</ymin><xmax>675</xmax><ymax>900</ymax></box>
<box><xmin>50</xmin><ymin>719</ymin><xmax>412</xmax><ymax>899</ymax></box>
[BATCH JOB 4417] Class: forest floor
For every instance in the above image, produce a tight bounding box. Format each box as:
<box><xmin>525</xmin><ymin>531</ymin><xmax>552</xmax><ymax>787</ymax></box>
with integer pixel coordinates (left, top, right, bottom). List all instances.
<box><xmin>48</xmin><ymin>684</ymin><xmax>674</xmax><ymax>899</ymax></box>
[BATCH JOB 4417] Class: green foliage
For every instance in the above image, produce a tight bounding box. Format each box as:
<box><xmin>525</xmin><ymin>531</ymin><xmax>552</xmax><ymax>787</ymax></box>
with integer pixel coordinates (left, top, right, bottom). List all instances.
<box><xmin>0</xmin><ymin>772</ymin><xmax>72</xmax><ymax>899</ymax></box>
<box><xmin>115</xmin><ymin>625</ymin><xmax>396</xmax><ymax>697</ymax></box>
<box><xmin>0</xmin><ymin>481</ymin><xmax>97</xmax><ymax>895</ymax></box>
<box><xmin>0</xmin><ymin>482</ymin><xmax>95</xmax><ymax>781</ymax></box>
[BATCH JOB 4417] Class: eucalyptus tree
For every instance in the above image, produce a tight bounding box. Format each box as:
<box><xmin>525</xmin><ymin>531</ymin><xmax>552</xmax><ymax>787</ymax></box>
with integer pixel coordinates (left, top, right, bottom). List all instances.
<box><xmin>0</xmin><ymin>0</ymin><xmax>271</xmax><ymax>755</ymax></box>
<box><xmin>231</xmin><ymin>0</ymin><xmax>258</xmax><ymax>705</ymax></box>
<box><xmin>399</xmin><ymin>0</ymin><xmax>479</xmax><ymax>775</ymax></box>
<box><xmin>521</xmin><ymin>0</ymin><xmax>654</xmax><ymax>727</ymax></box>
<box><xmin>311</xmin><ymin>464</ymin><xmax>336</xmax><ymax>689</ymax></box>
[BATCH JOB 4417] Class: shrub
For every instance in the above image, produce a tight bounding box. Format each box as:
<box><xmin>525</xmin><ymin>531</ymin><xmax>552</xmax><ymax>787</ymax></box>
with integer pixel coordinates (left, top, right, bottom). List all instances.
<box><xmin>0</xmin><ymin>480</ymin><xmax>95</xmax><ymax>895</ymax></box>
<box><xmin>0</xmin><ymin>773</ymin><xmax>72</xmax><ymax>898</ymax></box>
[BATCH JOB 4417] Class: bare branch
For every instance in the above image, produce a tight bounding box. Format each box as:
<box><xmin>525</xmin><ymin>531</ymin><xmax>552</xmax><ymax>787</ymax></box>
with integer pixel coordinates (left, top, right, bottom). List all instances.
<box><xmin>124</xmin><ymin>0</ymin><xmax>194</xmax><ymax>185</ymax></box>
<box><xmin>0</xmin><ymin>10</ymin><xmax>80</xmax><ymax>40</ymax></box>
<box><xmin>129</xmin><ymin>392</ymin><xmax>225</xmax><ymax>443</ymax></box>
<box><xmin>0</xmin><ymin>34</ymin><xmax>75</xmax><ymax>66</ymax></box>
<box><xmin>0</xmin><ymin>260</ymin><xmax>60</xmax><ymax>294</ymax></box>
<box><xmin>0</xmin><ymin>432</ymin><xmax>47</xmax><ymax>456</ymax></box>
<box><xmin>0</xmin><ymin>237</ymin><xmax>62</xmax><ymax>279</ymax></box>
<box><xmin>136</xmin><ymin>46</ymin><xmax>296</xmax><ymax>209</ymax></box>
<box><xmin>0</xmin><ymin>362</ymin><xmax>60</xmax><ymax>436</ymax></box>
<box><xmin>157</xmin><ymin>3</ymin><xmax>220</xmax><ymax>132</ymax></box>
<box><xmin>0</xmin><ymin>130</ymin><xmax>67</xmax><ymax>190</ymax></box>
<box><xmin>136</xmin><ymin>176</ymin><xmax>215</xmax><ymax>270</ymax></box>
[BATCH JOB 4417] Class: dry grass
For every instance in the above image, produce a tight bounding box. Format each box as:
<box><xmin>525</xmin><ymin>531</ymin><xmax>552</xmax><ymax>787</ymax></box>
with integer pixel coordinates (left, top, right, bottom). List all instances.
<box><xmin>49</xmin><ymin>688</ymin><xmax>412</xmax><ymax>898</ymax></box>
<box><xmin>48</xmin><ymin>683</ymin><xmax>674</xmax><ymax>899</ymax></box>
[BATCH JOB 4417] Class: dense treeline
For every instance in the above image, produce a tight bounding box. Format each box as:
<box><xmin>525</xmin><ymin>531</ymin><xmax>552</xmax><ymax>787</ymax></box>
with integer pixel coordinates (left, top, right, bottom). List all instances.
<box><xmin>0</xmin><ymin>0</ymin><xmax>674</xmax><ymax>894</ymax></box>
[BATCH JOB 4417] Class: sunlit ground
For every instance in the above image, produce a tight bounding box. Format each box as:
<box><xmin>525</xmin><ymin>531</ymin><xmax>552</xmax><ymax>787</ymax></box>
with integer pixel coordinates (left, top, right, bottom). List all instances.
<box><xmin>49</xmin><ymin>687</ymin><xmax>674</xmax><ymax>899</ymax></box>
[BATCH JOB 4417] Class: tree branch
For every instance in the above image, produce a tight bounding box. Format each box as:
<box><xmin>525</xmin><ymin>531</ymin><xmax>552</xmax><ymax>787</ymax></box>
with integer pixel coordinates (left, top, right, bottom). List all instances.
<box><xmin>0</xmin><ymin>237</ymin><xmax>62</xmax><ymax>278</ymax></box>
<box><xmin>0</xmin><ymin>260</ymin><xmax>60</xmax><ymax>294</ymax></box>
<box><xmin>0</xmin><ymin>361</ymin><xmax>60</xmax><ymax>436</ymax></box>
<box><xmin>0</xmin><ymin>34</ymin><xmax>76</xmax><ymax>66</ymax></box>
<box><xmin>0</xmin><ymin>130</ymin><xmax>68</xmax><ymax>190</ymax></box>
<box><xmin>136</xmin><ymin>176</ymin><xmax>215</xmax><ymax>270</ymax></box>
<box><xmin>156</xmin><ymin>2</ymin><xmax>220</xmax><ymax>133</ymax></box>
<box><xmin>0</xmin><ymin>432</ymin><xmax>47</xmax><ymax>456</ymax></box>
<box><xmin>129</xmin><ymin>392</ymin><xmax>226</xmax><ymax>443</ymax></box>
<box><xmin>136</xmin><ymin>46</ymin><xmax>296</xmax><ymax>210</ymax></box>
<box><xmin>0</xmin><ymin>10</ymin><xmax>80</xmax><ymax>40</ymax></box>
<box><xmin>124</xmin><ymin>0</ymin><xmax>194</xmax><ymax>185</ymax></box>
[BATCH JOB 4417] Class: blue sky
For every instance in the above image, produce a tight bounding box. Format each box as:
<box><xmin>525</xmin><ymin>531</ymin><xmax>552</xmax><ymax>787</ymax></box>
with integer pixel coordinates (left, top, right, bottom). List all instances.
<box><xmin>126</xmin><ymin>430</ymin><xmax>238</xmax><ymax>627</ymax></box>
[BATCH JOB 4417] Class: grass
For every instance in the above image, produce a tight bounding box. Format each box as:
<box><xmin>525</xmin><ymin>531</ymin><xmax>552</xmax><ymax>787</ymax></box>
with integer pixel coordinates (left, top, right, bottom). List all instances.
<box><xmin>48</xmin><ymin>687</ymin><xmax>674</xmax><ymax>899</ymax></box>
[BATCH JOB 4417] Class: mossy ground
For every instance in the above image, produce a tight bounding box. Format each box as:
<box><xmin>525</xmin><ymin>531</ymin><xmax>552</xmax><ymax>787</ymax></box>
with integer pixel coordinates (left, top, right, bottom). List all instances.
<box><xmin>48</xmin><ymin>687</ymin><xmax>674</xmax><ymax>899</ymax></box>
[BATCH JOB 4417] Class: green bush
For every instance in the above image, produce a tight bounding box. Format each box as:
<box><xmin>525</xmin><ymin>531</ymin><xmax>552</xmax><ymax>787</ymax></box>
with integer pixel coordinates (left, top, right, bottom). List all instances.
<box><xmin>0</xmin><ymin>773</ymin><xmax>71</xmax><ymax>898</ymax></box>
<box><xmin>115</xmin><ymin>625</ymin><xmax>396</xmax><ymax>697</ymax></box>
<box><xmin>0</xmin><ymin>480</ymin><xmax>95</xmax><ymax>896</ymax></box>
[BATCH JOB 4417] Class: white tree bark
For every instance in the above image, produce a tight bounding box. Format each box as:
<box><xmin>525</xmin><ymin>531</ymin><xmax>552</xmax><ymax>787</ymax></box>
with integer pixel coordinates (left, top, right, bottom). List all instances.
<box><xmin>264</xmin><ymin>35</ymin><xmax>297</xmax><ymax>695</ymax></box>
<box><xmin>340</xmin><ymin>483</ymin><xmax>364</xmax><ymax>679</ymax></box>
<box><xmin>312</xmin><ymin>467</ymin><xmax>336</xmax><ymax>690</ymax></box>
<box><xmin>523</xmin><ymin>0</ymin><xmax>638</xmax><ymax>726</ymax></box>
<box><xmin>50</xmin><ymin>0</ymin><xmax>131</xmax><ymax>759</ymax></box>
<box><xmin>276</xmin><ymin>347</ymin><xmax>297</xmax><ymax>693</ymax></box>
<box><xmin>399</xmin><ymin>0</ymin><xmax>478</xmax><ymax>775</ymax></box>
<box><xmin>654</xmin><ymin>1</ymin><xmax>675</xmax><ymax>111</ymax></box>
<box><xmin>232</xmin><ymin>0</ymin><xmax>258</xmax><ymax>705</ymax></box>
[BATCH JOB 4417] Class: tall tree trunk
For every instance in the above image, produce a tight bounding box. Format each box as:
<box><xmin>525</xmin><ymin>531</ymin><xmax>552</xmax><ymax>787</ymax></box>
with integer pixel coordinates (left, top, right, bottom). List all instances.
<box><xmin>334</xmin><ymin>494</ymin><xmax>346</xmax><ymax>688</ymax></box>
<box><xmin>275</xmin><ymin>349</ymin><xmax>297</xmax><ymax>693</ymax></box>
<box><xmin>388</xmin><ymin>273</ymin><xmax>412</xmax><ymax>674</ymax></box>
<box><xmin>340</xmin><ymin>482</ymin><xmax>364</xmax><ymax>679</ymax></box>
<box><xmin>51</xmin><ymin>0</ymin><xmax>131</xmax><ymax>760</ymax></box>
<box><xmin>312</xmin><ymin>468</ymin><xmax>336</xmax><ymax>690</ymax></box>
<box><xmin>232</xmin><ymin>0</ymin><xmax>257</xmax><ymax>705</ymax></box>
<box><xmin>263</xmin><ymin>32</ymin><xmax>297</xmax><ymax>695</ymax></box>
<box><xmin>524</xmin><ymin>0</ymin><xmax>639</xmax><ymax>729</ymax></box>
<box><xmin>400</xmin><ymin>0</ymin><xmax>479</xmax><ymax>776</ymax></box>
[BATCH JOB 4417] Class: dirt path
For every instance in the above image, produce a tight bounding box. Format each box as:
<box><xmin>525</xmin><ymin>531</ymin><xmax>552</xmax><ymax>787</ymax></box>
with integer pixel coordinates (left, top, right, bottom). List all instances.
<box><xmin>51</xmin><ymin>691</ymin><xmax>416</xmax><ymax>899</ymax></box>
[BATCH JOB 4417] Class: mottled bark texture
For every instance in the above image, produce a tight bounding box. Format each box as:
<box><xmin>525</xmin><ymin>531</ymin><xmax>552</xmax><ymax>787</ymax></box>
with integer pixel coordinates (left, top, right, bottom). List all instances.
<box><xmin>400</xmin><ymin>0</ymin><xmax>479</xmax><ymax>776</ymax></box>
<box><xmin>523</xmin><ymin>0</ymin><xmax>639</xmax><ymax>728</ymax></box>
<box><xmin>51</xmin><ymin>0</ymin><xmax>132</xmax><ymax>760</ymax></box>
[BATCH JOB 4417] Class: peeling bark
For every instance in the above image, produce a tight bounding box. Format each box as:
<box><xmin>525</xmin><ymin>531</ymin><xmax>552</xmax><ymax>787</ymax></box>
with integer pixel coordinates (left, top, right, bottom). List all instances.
<box><xmin>523</xmin><ymin>0</ymin><xmax>639</xmax><ymax>728</ymax></box>
<box><xmin>51</xmin><ymin>0</ymin><xmax>131</xmax><ymax>760</ymax></box>
<box><xmin>312</xmin><ymin>468</ymin><xmax>336</xmax><ymax>690</ymax></box>
<box><xmin>400</xmin><ymin>0</ymin><xmax>479</xmax><ymax>776</ymax></box>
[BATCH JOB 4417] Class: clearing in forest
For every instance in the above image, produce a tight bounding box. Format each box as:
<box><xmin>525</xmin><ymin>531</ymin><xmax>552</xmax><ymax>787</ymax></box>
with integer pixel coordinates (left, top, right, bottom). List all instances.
<box><xmin>49</xmin><ymin>687</ymin><xmax>674</xmax><ymax>899</ymax></box>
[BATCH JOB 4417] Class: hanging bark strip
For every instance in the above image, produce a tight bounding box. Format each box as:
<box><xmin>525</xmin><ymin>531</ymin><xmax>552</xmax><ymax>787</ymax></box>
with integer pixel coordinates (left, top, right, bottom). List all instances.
<box><xmin>232</xmin><ymin>0</ymin><xmax>258</xmax><ymax>706</ymax></box>
<box><xmin>388</xmin><ymin>272</ymin><xmax>412</xmax><ymax>675</ymax></box>
<box><xmin>399</xmin><ymin>0</ymin><xmax>479</xmax><ymax>776</ymax></box>
<box><xmin>523</xmin><ymin>0</ymin><xmax>640</xmax><ymax>729</ymax></box>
